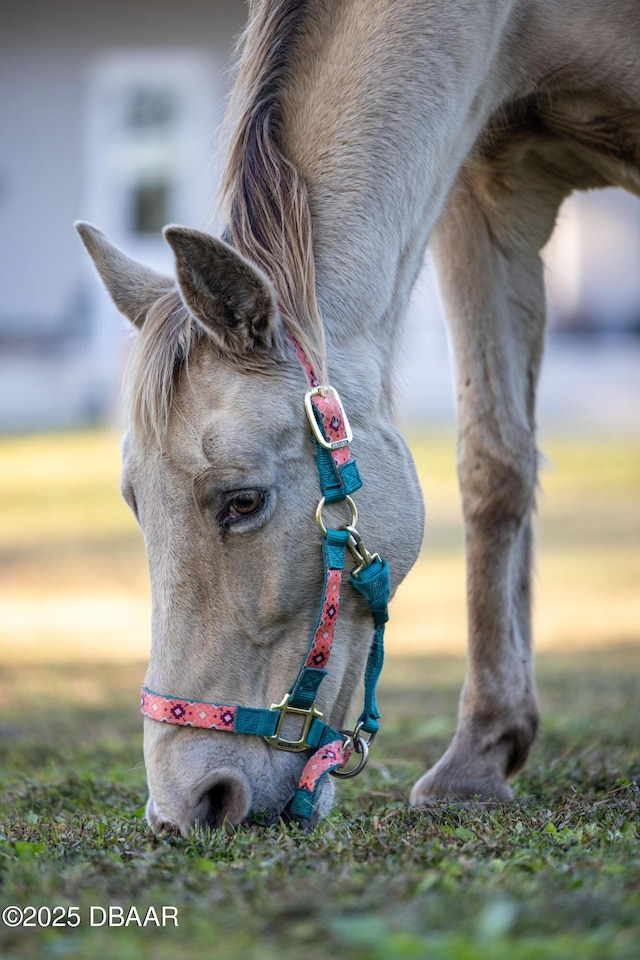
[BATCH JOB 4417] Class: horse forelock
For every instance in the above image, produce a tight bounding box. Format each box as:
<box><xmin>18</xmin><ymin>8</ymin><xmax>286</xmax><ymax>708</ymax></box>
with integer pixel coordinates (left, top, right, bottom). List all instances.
<box><xmin>219</xmin><ymin>0</ymin><xmax>328</xmax><ymax>382</ymax></box>
<box><xmin>123</xmin><ymin>290</ymin><xmax>203</xmax><ymax>444</ymax></box>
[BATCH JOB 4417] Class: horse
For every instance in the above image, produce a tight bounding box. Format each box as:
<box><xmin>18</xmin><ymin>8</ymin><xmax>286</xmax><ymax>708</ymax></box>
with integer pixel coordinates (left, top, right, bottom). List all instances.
<box><xmin>76</xmin><ymin>0</ymin><xmax>640</xmax><ymax>834</ymax></box>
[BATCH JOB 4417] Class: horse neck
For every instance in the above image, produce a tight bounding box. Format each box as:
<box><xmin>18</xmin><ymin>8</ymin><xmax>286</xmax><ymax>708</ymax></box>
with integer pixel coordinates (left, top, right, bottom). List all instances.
<box><xmin>274</xmin><ymin>0</ymin><xmax>524</xmax><ymax>401</ymax></box>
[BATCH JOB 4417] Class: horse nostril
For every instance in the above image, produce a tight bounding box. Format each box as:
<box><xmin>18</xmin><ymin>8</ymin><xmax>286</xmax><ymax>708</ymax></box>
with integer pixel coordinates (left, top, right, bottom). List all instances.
<box><xmin>197</xmin><ymin>772</ymin><xmax>251</xmax><ymax>828</ymax></box>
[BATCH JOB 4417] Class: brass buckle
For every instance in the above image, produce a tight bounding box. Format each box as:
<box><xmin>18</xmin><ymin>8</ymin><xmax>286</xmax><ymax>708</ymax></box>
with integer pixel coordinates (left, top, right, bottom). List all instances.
<box><xmin>264</xmin><ymin>694</ymin><xmax>323</xmax><ymax>753</ymax></box>
<box><xmin>304</xmin><ymin>386</ymin><xmax>353</xmax><ymax>451</ymax></box>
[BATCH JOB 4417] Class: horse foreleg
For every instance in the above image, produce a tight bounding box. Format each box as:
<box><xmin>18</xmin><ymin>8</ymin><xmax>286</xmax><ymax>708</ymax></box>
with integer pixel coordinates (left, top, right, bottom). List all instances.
<box><xmin>411</xmin><ymin>155</ymin><xmax>569</xmax><ymax>804</ymax></box>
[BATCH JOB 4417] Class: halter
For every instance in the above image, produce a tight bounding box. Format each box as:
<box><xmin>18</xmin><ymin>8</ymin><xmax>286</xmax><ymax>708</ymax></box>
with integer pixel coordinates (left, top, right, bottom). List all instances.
<box><xmin>141</xmin><ymin>335</ymin><xmax>390</xmax><ymax>821</ymax></box>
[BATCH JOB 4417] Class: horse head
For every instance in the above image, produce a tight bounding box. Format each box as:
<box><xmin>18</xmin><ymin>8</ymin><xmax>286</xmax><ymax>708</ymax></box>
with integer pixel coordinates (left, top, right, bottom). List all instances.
<box><xmin>76</xmin><ymin>221</ymin><xmax>423</xmax><ymax>833</ymax></box>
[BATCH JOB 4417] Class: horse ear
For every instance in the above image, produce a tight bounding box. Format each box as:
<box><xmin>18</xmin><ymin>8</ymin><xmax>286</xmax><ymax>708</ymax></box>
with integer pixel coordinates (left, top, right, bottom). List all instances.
<box><xmin>163</xmin><ymin>225</ymin><xmax>282</xmax><ymax>357</ymax></box>
<box><xmin>75</xmin><ymin>222</ymin><xmax>174</xmax><ymax>329</ymax></box>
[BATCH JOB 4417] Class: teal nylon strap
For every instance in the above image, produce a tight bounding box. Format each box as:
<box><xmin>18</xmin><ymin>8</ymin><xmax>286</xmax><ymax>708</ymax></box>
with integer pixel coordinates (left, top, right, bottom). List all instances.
<box><xmin>289</xmin><ymin>788</ymin><xmax>315</xmax><ymax>819</ymax></box>
<box><xmin>311</xmin><ymin>720</ymin><xmax>346</xmax><ymax>751</ymax></box>
<box><xmin>324</xmin><ymin>527</ymin><xmax>350</xmax><ymax>569</ymax></box>
<box><xmin>309</xmin><ymin>403</ymin><xmax>362</xmax><ymax>504</ymax></box>
<box><xmin>357</xmin><ymin>628</ymin><xmax>384</xmax><ymax>734</ymax></box>
<box><xmin>315</xmin><ymin>443</ymin><xmax>363</xmax><ymax>503</ymax></box>
<box><xmin>350</xmin><ymin>556</ymin><xmax>391</xmax><ymax>624</ymax></box>
<box><xmin>287</xmin><ymin>668</ymin><xmax>326</xmax><ymax>711</ymax></box>
<box><xmin>233</xmin><ymin>705</ymin><xmax>279</xmax><ymax>738</ymax></box>
<box><xmin>290</xmin><ymin>558</ymin><xmax>390</xmax><ymax>819</ymax></box>
<box><xmin>288</xmin><ymin>726</ymin><xmax>348</xmax><ymax>819</ymax></box>
<box><xmin>350</xmin><ymin>557</ymin><xmax>390</xmax><ymax>735</ymax></box>
<box><xmin>288</xmin><ymin>528</ymin><xmax>349</xmax><ymax>710</ymax></box>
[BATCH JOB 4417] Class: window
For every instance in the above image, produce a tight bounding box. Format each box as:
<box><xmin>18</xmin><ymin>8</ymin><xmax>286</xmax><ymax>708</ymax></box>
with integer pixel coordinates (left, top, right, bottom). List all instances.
<box><xmin>85</xmin><ymin>51</ymin><xmax>221</xmax><ymax>257</ymax></box>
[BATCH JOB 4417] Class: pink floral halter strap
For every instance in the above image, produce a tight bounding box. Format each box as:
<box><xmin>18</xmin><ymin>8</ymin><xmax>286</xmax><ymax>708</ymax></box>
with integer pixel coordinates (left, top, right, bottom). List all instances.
<box><xmin>141</xmin><ymin>333</ymin><xmax>390</xmax><ymax>821</ymax></box>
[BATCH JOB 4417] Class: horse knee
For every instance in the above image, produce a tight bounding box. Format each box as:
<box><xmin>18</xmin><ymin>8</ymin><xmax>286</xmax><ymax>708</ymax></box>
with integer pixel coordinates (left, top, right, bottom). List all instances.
<box><xmin>459</xmin><ymin>428</ymin><xmax>537</xmax><ymax>531</ymax></box>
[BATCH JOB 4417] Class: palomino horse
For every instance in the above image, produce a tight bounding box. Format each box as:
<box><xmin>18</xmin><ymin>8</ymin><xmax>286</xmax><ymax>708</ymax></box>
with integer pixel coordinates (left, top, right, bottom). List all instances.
<box><xmin>77</xmin><ymin>0</ymin><xmax>640</xmax><ymax>834</ymax></box>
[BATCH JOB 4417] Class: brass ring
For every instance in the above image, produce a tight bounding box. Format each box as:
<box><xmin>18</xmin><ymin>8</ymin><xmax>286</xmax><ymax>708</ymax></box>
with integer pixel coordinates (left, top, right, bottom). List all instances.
<box><xmin>330</xmin><ymin>734</ymin><xmax>369</xmax><ymax>780</ymax></box>
<box><xmin>315</xmin><ymin>495</ymin><xmax>358</xmax><ymax>537</ymax></box>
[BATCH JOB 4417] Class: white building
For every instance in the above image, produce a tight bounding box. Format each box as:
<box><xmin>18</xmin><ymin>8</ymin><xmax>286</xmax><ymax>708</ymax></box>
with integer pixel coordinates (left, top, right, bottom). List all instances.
<box><xmin>1</xmin><ymin>0</ymin><xmax>243</xmax><ymax>432</ymax></box>
<box><xmin>1</xmin><ymin>1</ymin><xmax>639</xmax><ymax>432</ymax></box>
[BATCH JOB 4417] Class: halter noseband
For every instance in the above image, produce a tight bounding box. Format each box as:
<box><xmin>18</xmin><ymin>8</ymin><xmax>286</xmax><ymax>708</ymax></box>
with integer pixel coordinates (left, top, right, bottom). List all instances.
<box><xmin>141</xmin><ymin>336</ymin><xmax>390</xmax><ymax>821</ymax></box>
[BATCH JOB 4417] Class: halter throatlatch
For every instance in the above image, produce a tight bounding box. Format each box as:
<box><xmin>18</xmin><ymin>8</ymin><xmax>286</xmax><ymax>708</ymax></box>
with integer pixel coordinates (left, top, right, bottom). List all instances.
<box><xmin>141</xmin><ymin>335</ymin><xmax>390</xmax><ymax>821</ymax></box>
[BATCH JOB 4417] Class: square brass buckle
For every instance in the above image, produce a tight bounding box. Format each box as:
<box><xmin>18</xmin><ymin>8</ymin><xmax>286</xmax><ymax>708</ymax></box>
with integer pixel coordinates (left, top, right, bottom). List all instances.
<box><xmin>264</xmin><ymin>694</ymin><xmax>323</xmax><ymax>752</ymax></box>
<box><xmin>304</xmin><ymin>385</ymin><xmax>353</xmax><ymax>451</ymax></box>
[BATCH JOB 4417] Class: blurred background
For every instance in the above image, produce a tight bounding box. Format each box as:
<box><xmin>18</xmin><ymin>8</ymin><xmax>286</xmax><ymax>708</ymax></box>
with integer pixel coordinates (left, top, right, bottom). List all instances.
<box><xmin>1</xmin><ymin>0</ymin><xmax>639</xmax><ymax>667</ymax></box>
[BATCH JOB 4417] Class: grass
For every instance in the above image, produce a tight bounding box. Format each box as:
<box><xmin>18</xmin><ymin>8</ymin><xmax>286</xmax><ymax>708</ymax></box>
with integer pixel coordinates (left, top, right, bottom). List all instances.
<box><xmin>0</xmin><ymin>428</ymin><xmax>639</xmax><ymax>958</ymax></box>
<box><xmin>0</xmin><ymin>653</ymin><xmax>638</xmax><ymax>959</ymax></box>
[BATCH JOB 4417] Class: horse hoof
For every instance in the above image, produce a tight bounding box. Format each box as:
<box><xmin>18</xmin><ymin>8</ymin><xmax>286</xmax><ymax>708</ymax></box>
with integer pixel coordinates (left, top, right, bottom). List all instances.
<box><xmin>409</xmin><ymin>767</ymin><xmax>515</xmax><ymax>806</ymax></box>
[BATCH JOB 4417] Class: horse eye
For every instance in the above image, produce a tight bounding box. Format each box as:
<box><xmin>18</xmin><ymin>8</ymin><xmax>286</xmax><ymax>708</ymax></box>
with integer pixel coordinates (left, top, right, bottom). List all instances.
<box><xmin>226</xmin><ymin>491</ymin><xmax>265</xmax><ymax>522</ymax></box>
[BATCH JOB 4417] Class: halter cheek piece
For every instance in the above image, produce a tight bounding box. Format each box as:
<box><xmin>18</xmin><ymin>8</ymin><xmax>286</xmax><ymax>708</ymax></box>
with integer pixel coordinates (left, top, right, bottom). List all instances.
<box><xmin>141</xmin><ymin>336</ymin><xmax>390</xmax><ymax>821</ymax></box>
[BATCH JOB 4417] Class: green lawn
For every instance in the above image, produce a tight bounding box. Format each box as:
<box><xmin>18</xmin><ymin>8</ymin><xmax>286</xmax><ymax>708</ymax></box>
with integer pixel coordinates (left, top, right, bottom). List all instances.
<box><xmin>0</xmin><ymin>429</ymin><xmax>638</xmax><ymax>959</ymax></box>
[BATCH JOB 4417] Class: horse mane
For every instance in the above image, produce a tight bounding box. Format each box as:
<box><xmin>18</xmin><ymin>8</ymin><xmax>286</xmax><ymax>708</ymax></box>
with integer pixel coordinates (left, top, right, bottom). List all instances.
<box><xmin>126</xmin><ymin>0</ymin><xmax>327</xmax><ymax>442</ymax></box>
<box><xmin>219</xmin><ymin>0</ymin><xmax>327</xmax><ymax>381</ymax></box>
